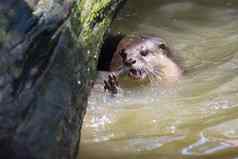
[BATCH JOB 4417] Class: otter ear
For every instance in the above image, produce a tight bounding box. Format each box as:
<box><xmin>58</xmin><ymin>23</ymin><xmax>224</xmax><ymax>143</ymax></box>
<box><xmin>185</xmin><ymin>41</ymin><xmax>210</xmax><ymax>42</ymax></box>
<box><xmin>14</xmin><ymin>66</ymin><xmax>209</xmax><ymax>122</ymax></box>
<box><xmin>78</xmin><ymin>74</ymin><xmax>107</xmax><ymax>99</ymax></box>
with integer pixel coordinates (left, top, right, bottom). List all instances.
<box><xmin>158</xmin><ymin>43</ymin><xmax>172</xmax><ymax>57</ymax></box>
<box><xmin>158</xmin><ymin>43</ymin><xmax>166</xmax><ymax>50</ymax></box>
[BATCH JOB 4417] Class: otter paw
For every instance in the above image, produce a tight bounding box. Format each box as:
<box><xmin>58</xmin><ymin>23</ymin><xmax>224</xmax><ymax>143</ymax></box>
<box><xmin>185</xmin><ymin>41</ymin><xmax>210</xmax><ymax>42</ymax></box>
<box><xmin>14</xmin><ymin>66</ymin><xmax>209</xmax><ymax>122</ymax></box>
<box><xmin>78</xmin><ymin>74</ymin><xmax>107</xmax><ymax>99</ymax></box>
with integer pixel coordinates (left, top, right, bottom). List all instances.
<box><xmin>104</xmin><ymin>73</ymin><xmax>119</xmax><ymax>94</ymax></box>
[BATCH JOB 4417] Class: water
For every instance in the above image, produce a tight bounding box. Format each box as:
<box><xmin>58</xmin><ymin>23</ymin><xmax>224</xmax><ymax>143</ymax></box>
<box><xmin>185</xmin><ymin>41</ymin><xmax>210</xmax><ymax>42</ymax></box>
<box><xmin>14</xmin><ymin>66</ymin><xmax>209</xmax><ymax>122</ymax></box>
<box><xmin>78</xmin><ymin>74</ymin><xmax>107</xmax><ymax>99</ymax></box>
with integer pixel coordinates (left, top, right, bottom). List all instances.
<box><xmin>80</xmin><ymin>1</ymin><xmax>238</xmax><ymax>158</ymax></box>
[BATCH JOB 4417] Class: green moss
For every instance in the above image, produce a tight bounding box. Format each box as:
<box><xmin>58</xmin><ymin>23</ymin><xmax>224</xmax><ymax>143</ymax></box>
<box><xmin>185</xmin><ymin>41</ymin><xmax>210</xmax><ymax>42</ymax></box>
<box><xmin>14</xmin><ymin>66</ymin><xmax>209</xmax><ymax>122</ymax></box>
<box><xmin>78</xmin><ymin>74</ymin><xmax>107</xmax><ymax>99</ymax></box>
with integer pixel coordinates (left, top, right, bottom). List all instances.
<box><xmin>77</xmin><ymin>0</ymin><xmax>111</xmax><ymax>42</ymax></box>
<box><xmin>70</xmin><ymin>0</ymin><xmax>119</xmax><ymax>79</ymax></box>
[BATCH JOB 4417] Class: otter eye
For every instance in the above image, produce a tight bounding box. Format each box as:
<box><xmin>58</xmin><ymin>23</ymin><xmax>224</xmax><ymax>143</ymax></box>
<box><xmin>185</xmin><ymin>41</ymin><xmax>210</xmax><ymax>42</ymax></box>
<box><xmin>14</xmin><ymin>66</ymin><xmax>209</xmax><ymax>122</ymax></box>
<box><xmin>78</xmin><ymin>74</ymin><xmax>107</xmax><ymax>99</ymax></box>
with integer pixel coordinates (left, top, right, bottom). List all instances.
<box><xmin>158</xmin><ymin>43</ymin><xmax>166</xmax><ymax>50</ymax></box>
<box><xmin>140</xmin><ymin>50</ymin><xmax>149</xmax><ymax>56</ymax></box>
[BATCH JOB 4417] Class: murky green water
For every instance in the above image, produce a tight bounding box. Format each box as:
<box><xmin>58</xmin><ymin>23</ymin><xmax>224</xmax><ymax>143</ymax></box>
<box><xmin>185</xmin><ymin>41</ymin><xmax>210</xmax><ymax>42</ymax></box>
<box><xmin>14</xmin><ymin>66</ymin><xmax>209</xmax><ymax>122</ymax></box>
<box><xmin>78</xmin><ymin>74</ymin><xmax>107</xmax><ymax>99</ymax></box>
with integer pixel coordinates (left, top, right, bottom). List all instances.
<box><xmin>80</xmin><ymin>1</ymin><xmax>238</xmax><ymax>158</ymax></box>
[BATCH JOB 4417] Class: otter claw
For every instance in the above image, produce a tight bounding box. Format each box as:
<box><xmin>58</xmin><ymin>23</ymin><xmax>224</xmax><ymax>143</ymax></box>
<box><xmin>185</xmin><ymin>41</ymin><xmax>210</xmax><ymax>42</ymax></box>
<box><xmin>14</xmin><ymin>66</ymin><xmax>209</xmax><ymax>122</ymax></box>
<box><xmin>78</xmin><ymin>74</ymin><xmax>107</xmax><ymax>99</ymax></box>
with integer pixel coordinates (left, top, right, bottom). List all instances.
<box><xmin>104</xmin><ymin>73</ymin><xmax>119</xmax><ymax>94</ymax></box>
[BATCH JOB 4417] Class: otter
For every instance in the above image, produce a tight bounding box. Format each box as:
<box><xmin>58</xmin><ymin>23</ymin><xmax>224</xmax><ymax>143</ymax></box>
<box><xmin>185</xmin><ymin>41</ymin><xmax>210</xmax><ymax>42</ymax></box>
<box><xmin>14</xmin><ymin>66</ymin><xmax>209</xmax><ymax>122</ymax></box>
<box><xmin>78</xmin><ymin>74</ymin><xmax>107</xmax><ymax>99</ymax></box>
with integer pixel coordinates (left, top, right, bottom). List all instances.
<box><xmin>95</xmin><ymin>34</ymin><xmax>183</xmax><ymax>95</ymax></box>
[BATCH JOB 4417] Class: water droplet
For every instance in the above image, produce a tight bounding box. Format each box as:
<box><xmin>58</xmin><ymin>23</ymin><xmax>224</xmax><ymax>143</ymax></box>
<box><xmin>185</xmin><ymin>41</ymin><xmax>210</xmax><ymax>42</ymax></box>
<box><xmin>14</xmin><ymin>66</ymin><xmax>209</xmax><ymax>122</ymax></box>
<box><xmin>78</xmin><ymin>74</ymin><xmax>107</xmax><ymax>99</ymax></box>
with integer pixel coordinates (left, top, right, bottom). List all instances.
<box><xmin>77</xmin><ymin>81</ymin><xmax>81</xmax><ymax>85</ymax></box>
<box><xmin>170</xmin><ymin>126</ymin><xmax>176</xmax><ymax>133</ymax></box>
<box><xmin>214</xmin><ymin>106</ymin><xmax>219</xmax><ymax>110</ymax></box>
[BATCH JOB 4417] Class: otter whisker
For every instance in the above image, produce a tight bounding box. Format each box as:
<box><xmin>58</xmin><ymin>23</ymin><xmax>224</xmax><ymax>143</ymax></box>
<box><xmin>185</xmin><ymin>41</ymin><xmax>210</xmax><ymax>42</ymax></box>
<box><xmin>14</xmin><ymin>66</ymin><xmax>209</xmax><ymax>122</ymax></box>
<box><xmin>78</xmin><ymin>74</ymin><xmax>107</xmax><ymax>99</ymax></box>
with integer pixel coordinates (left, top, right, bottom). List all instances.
<box><xmin>145</xmin><ymin>68</ymin><xmax>158</xmax><ymax>82</ymax></box>
<box><xmin>150</xmin><ymin>73</ymin><xmax>161</xmax><ymax>81</ymax></box>
<box><xmin>142</xmin><ymin>68</ymin><xmax>151</xmax><ymax>82</ymax></box>
<box><xmin>148</xmin><ymin>69</ymin><xmax>162</xmax><ymax>82</ymax></box>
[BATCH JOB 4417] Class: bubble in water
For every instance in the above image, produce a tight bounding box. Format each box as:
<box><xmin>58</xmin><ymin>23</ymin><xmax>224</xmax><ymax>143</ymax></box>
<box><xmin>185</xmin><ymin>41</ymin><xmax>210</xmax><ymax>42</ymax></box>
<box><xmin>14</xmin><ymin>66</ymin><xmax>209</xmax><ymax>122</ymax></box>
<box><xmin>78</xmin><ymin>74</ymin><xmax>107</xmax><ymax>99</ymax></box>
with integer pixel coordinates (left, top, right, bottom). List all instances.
<box><xmin>77</xmin><ymin>81</ymin><xmax>81</xmax><ymax>85</ymax></box>
<box><xmin>170</xmin><ymin>126</ymin><xmax>176</xmax><ymax>134</ymax></box>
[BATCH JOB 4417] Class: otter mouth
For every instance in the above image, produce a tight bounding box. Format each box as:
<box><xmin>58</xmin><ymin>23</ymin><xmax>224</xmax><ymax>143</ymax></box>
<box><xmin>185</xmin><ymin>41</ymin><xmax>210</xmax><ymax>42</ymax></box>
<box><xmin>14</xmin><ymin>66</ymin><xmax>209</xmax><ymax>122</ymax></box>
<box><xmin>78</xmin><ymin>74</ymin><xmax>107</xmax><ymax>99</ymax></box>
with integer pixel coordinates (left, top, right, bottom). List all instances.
<box><xmin>128</xmin><ymin>69</ymin><xmax>147</xmax><ymax>80</ymax></box>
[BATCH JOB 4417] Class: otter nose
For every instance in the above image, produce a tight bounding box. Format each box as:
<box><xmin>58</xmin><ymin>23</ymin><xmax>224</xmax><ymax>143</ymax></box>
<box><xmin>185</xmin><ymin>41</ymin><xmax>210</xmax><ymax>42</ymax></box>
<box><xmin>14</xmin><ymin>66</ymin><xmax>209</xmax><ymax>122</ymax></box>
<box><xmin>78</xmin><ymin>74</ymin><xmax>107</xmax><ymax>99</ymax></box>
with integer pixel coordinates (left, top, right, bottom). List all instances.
<box><xmin>119</xmin><ymin>49</ymin><xmax>136</xmax><ymax>66</ymax></box>
<box><xmin>124</xmin><ymin>58</ymin><xmax>136</xmax><ymax>67</ymax></box>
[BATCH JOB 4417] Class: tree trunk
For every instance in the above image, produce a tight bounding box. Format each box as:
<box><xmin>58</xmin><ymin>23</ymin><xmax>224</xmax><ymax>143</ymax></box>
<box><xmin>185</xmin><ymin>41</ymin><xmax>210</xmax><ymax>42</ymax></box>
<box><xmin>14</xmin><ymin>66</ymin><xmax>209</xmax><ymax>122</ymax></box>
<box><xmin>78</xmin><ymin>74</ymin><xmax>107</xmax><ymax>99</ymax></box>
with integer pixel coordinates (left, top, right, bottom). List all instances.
<box><xmin>0</xmin><ymin>0</ymin><xmax>126</xmax><ymax>158</ymax></box>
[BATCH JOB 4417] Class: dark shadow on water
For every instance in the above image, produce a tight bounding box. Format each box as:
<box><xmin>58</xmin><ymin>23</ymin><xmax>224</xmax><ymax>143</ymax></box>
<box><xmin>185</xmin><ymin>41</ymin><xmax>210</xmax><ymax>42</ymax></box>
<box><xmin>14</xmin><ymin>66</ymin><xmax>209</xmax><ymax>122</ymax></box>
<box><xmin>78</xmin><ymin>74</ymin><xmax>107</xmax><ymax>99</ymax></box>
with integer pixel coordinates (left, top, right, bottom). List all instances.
<box><xmin>97</xmin><ymin>33</ymin><xmax>125</xmax><ymax>71</ymax></box>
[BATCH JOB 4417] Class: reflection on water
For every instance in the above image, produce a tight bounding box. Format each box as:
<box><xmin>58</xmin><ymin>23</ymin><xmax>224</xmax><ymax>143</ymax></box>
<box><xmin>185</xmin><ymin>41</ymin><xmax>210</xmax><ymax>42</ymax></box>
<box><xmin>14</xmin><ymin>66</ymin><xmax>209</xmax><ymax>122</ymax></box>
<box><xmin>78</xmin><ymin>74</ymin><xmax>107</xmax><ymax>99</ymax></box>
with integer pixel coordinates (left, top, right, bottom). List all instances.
<box><xmin>80</xmin><ymin>0</ymin><xmax>238</xmax><ymax>158</ymax></box>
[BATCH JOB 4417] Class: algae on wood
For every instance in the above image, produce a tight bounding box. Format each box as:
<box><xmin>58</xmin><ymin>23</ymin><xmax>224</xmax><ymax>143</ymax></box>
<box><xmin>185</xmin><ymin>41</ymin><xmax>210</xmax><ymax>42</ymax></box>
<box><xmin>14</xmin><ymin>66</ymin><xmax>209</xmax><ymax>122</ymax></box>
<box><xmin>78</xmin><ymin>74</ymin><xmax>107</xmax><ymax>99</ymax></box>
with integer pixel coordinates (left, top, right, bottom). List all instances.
<box><xmin>0</xmin><ymin>0</ymin><xmax>126</xmax><ymax>158</ymax></box>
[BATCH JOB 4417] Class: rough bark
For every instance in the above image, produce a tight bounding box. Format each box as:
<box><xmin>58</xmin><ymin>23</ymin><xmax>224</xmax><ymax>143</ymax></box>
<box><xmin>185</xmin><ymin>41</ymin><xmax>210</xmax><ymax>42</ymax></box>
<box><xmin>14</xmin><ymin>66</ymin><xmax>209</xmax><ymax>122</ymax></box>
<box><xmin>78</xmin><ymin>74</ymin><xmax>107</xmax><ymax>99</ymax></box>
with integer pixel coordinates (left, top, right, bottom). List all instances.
<box><xmin>0</xmin><ymin>0</ymin><xmax>126</xmax><ymax>159</ymax></box>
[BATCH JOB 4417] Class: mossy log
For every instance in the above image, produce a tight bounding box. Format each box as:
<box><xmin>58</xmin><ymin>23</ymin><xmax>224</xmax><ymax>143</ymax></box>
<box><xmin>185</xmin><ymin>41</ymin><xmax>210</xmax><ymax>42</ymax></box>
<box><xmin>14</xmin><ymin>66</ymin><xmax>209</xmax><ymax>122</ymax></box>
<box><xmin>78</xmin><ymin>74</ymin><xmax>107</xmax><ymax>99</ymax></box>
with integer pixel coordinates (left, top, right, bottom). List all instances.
<box><xmin>0</xmin><ymin>0</ymin><xmax>126</xmax><ymax>158</ymax></box>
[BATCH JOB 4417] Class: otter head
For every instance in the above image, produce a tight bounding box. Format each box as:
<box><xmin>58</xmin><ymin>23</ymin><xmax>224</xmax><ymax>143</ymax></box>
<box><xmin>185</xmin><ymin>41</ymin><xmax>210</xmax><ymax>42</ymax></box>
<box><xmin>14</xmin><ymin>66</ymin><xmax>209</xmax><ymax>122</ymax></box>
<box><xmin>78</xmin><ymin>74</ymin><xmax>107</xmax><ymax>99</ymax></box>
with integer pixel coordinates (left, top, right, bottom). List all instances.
<box><xmin>110</xmin><ymin>36</ymin><xmax>173</xmax><ymax>81</ymax></box>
